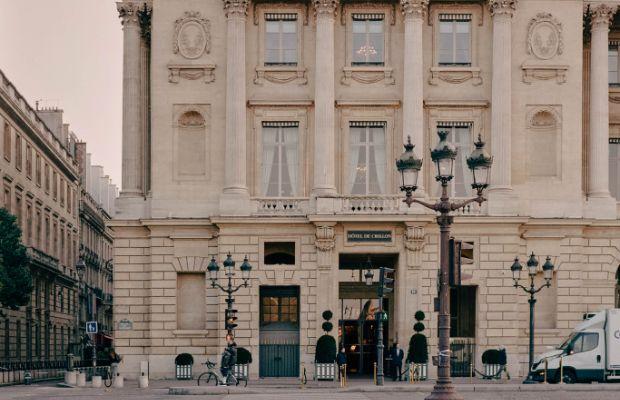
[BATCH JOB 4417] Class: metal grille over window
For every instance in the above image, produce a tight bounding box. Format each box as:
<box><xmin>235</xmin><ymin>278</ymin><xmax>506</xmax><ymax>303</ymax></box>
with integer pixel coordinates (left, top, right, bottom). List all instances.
<box><xmin>352</xmin><ymin>14</ymin><xmax>385</xmax><ymax>66</ymax></box>
<box><xmin>262</xmin><ymin>122</ymin><xmax>299</xmax><ymax>197</ymax></box>
<box><xmin>438</xmin><ymin>14</ymin><xmax>472</xmax><ymax>66</ymax></box>
<box><xmin>435</xmin><ymin>122</ymin><xmax>474</xmax><ymax>198</ymax></box>
<box><xmin>348</xmin><ymin>122</ymin><xmax>386</xmax><ymax>195</ymax></box>
<box><xmin>265</xmin><ymin>14</ymin><xmax>298</xmax><ymax>66</ymax></box>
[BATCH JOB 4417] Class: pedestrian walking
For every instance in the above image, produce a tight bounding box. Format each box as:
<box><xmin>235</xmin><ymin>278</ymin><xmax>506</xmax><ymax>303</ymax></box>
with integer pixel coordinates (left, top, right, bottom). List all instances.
<box><xmin>336</xmin><ymin>347</ymin><xmax>347</xmax><ymax>381</ymax></box>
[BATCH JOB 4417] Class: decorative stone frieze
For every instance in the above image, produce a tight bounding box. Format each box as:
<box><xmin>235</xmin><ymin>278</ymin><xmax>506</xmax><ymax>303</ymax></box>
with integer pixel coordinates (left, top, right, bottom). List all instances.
<box><xmin>401</xmin><ymin>0</ymin><xmax>428</xmax><ymax>19</ymax></box>
<box><xmin>404</xmin><ymin>225</ymin><xmax>425</xmax><ymax>268</ymax></box>
<box><xmin>223</xmin><ymin>0</ymin><xmax>249</xmax><ymax>18</ymax></box>
<box><xmin>172</xmin><ymin>256</ymin><xmax>210</xmax><ymax>272</ymax></box>
<box><xmin>521</xmin><ymin>64</ymin><xmax>567</xmax><ymax>84</ymax></box>
<box><xmin>489</xmin><ymin>0</ymin><xmax>517</xmax><ymax>17</ymax></box>
<box><xmin>315</xmin><ymin>224</ymin><xmax>336</xmax><ymax>268</ymax></box>
<box><xmin>340</xmin><ymin>2</ymin><xmax>396</xmax><ymax>25</ymax></box>
<box><xmin>173</xmin><ymin>11</ymin><xmax>211</xmax><ymax>59</ymax></box>
<box><xmin>341</xmin><ymin>67</ymin><xmax>395</xmax><ymax>85</ymax></box>
<box><xmin>429</xmin><ymin>67</ymin><xmax>482</xmax><ymax>86</ymax></box>
<box><xmin>254</xmin><ymin>67</ymin><xmax>307</xmax><ymax>85</ymax></box>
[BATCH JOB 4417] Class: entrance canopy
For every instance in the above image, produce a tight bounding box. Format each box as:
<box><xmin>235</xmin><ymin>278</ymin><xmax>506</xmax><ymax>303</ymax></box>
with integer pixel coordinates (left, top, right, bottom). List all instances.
<box><xmin>338</xmin><ymin>253</ymin><xmax>398</xmax><ymax>270</ymax></box>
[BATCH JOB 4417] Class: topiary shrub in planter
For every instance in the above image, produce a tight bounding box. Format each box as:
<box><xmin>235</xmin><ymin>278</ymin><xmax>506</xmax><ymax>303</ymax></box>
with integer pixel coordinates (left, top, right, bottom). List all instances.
<box><xmin>174</xmin><ymin>353</ymin><xmax>194</xmax><ymax>380</ymax></box>
<box><xmin>406</xmin><ymin>311</ymin><xmax>428</xmax><ymax>380</ymax></box>
<box><xmin>315</xmin><ymin>310</ymin><xmax>337</xmax><ymax>381</ymax></box>
<box><xmin>234</xmin><ymin>347</ymin><xmax>252</xmax><ymax>382</ymax></box>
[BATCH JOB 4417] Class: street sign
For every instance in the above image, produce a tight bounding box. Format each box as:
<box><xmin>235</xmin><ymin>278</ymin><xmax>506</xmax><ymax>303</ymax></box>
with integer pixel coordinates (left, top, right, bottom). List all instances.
<box><xmin>86</xmin><ymin>321</ymin><xmax>98</xmax><ymax>334</ymax></box>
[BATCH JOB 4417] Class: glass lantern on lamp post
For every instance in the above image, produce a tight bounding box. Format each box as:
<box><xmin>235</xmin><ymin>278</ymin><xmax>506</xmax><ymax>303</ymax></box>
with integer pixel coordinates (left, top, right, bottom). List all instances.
<box><xmin>510</xmin><ymin>253</ymin><xmax>555</xmax><ymax>383</ymax></box>
<box><xmin>396</xmin><ymin>131</ymin><xmax>493</xmax><ymax>400</ymax></box>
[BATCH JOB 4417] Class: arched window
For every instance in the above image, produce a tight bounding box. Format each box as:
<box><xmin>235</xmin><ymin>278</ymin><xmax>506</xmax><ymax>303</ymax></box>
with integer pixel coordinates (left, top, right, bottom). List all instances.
<box><xmin>264</xmin><ymin>242</ymin><xmax>295</xmax><ymax>265</ymax></box>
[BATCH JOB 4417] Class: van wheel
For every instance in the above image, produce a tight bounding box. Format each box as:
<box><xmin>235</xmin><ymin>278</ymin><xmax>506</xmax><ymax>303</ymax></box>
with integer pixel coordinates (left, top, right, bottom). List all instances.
<box><xmin>561</xmin><ymin>370</ymin><xmax>577</xmax><ymax>384</ymax></box>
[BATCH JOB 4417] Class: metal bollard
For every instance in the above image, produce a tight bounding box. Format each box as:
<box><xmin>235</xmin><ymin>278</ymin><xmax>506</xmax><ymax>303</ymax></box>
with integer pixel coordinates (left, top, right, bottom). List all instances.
<box><xmin>373</xmin><ymin>362</ymin><xmax>377</xmax><ymax>385</ymax></box>
<box><xmin>469</xmin><ymin>362</ymin><xmax>473</xmax><ymax>384</ymax></box>
<box><xmin>543</xmin><ymin>359</ymin><xmax>548</xmax><ymax>384</ymax></box>
<box><xmin>409</xmin><ymin>363</ymin><xmax>413</xmax><ymax>384</ymax></box>
<box><xmin>299</xmin><ymin>362</ymin><xmax>306</xmax><ymax>389</ymax></box>
<box><xmin>559</xmin><ymin>356</ymin><xmax>564</xmax><ymax>385</ymax></box>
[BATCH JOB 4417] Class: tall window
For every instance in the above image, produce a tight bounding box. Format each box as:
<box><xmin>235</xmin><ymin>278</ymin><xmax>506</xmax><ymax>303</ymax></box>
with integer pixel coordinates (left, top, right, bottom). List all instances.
<box><xmin>15</xmin><ymin>134</ymin><xmax>22</xmax><ymax>170</ymax></box>
<box><xmin>352</xmin><ymin>14</ymin><xmax>384</xmax><ymax>65</ymax></box>
<box><xmin>435</xmin><ymin>123</ymin><xmax>473</xmax><ymax>197</ymax></box>
<box><xmin>261</xmin><ymin>122</ymin><xmax>299</xmax><ymax>197</ymax></box>
<box><xmin>52</xmin><ymin>171</ymin><xmax>57</xmax><ymax>200</ymax></box>
<box><xmin>260</xmin><ymin>293</ymin><xmax>298</xmax><ymax>326</ymax></box>
<box><xmin>35</xmin><ymin>210</ymin><xmax>41</xmax><ymax>249</ymax></box>
<box><xmin>60</xmin><ymin>179</ymin><xmax>65</xmax><ymax>206</ymax></box>
<box><xmin>610</xmin><ymin>41</ymin><xmax>620</xmax><ymax>85</ymax></box>
<box><xmin>3</xmin><ymin>121</ymin><xmax>10</xmax><ymax>161</ymax></box>
<box><xmin>610</xmin><ymin>138</ymin><xmax>620</xmax><ymax>199</ymax></box>
<box><xmin>35</xmin><ymin>154</ymin><xmax>41</xmax><ymax>186</ymax></box>
<box><xmin>438</xmin><ymin>14</ymin><xmax>471</xmax><ymax>66</ymax></box>
<box><xmin>348</xmin><ymin>122</ymin><xmax>386</xmax><ymax>195</ymax></box>
<box><xmin>45</xmin><ymin>216</ymin><xmax>50</xmax><ymax>253</ymax></box>
<box><xmin>25</xmin><ymin>144</ymin><xmax>32</xmax><ymax>178</ymax></box>
<box><xmin>26</xmin><ymin>203</ymin><xmax>32</xmax><ymax>245</ymax></box>
<box><xmin>44</xmin><ymin>164</ymin><xmax>50</xmax><ymax>193</ymax></box>
<box><xmin>265</xmin><ymin>13</ymin><xmax>297</xmax><ymax>65</ymax></box>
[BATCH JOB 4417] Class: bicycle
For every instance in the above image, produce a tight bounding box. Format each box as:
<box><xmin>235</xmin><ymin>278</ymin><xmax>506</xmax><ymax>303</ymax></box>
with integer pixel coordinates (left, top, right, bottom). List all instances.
<box><xmin>197</xmin><ymin>360</ymin><xmax>245</xmax><ymax>387</ymax></box>
<box><xmin>101</xmin><ymin>367</ymin><xmax>113</xmax><ymax>388</ymax></box>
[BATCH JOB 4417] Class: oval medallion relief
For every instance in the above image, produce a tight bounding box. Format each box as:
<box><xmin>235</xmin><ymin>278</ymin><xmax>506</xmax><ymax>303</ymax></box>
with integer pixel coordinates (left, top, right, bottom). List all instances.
<box><xmin>527</xmin><ymin>13</ymin><xmax>563</xmax><ymax>61</ymax></box>
<box><xmin>178</xmin><ymin>21</ymin><xmax>207</xmax><ymax>59</ymax></box>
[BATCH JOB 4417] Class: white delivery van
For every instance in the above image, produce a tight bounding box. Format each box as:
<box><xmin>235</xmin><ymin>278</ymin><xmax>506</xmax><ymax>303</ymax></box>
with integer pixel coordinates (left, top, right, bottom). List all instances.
<box><xmin>530</xmin><ymin>309</ymin><xmax>620</xmax><ymax>383</ymax></box>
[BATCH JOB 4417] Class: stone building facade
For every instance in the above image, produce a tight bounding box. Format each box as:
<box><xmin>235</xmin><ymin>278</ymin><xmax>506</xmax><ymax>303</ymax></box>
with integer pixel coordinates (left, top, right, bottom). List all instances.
<box><xmin>112</xmin><ymin>0</ymin><xmax>620</xmax><ymax>380</ymax></box>
<box><xmin>0</xmin><ymin>70</ymin><xmax>80</xmax><ymax>362</ymax></box>
<box><xmin>75</xmin><ymin>141</ymin><xmax>116</xmax><ymax>353</ymax></box>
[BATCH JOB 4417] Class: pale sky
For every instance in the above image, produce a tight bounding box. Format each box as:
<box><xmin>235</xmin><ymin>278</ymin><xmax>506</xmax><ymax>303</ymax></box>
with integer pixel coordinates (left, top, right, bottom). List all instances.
<box><xmin>0</xmin><ymin>0</ymin><xmax>123</xmax><ymax>185</ymax></box>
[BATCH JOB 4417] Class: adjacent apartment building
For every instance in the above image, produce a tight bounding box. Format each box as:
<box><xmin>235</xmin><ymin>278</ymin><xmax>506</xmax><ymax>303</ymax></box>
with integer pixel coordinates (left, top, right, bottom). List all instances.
<box><xmin>112</xmin><ymin>0</ymin><xmax>620</xmax><ymax>380</ymax></box>
<box><xmin>0</xmin><ymin>69</ymin><xmax>118</xmax><ymax>365</ymax></box>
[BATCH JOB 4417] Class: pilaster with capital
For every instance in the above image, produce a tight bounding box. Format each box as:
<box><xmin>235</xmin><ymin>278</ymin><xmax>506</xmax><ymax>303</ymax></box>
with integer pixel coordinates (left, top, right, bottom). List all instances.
<box><xmin>586</xmin><ymin>3</ymin><xmax>617</xmax><ymax>218</ymax></box>
<box><xmin>487</xmin><ymin>0</ymin><xmax>518</xmax><ymax>215</ymax></box>
<box><xmin>312</xmin><ymin>0</ymin><xmax>339</xmax><ymax>197</ymax></box>
<box><xmin>221</xmin><ymin>0</ymin><xmax>251</xmax><ymax>212</ymax></box>
<box><xmin>401</xmin><ymin>0</ymin><xmax>428</xmax><ymax>196</ymax></box>
<box><xmin>314</xmin><ymin>222</ymin><xmax>338</xmax><ymax>338</ymax></box>
<box><xmin>117</xmin><ymin>1</ymin><xmax>146</xmax><ymax>197</ymax></box>
<box><xmin>404</xmin><ymin>224</ymin><xmax>426</xmax><ymax>268</ymax></box>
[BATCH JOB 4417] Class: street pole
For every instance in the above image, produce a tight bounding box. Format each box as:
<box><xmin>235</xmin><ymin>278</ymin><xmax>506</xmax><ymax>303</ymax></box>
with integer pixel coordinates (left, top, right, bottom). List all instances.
<box><xmin>528</xmin><ymin>293</ymin><xmax>536</xmax><ymax>377</ymax></box>
<box><xmin>376</xmin><ymin>304</ymin><xmax>384</xmax><ymax>386</ymax></box>
<box><xmin>226</xmin><ymin>273</ymin><xmax>235</xmax><ymax>338</ymax></box>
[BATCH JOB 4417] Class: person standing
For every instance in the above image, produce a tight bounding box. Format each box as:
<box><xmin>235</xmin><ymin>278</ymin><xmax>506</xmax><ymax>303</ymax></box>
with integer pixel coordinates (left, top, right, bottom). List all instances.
<box><xmin>336</xmin><ymin>347</ymin><xmax>347</xmax><ymax>381</ymax></box>
<box><xmin>391</xmin><ymin>342</ymin><xmax>404</xmax><ymax>381</ymax></box>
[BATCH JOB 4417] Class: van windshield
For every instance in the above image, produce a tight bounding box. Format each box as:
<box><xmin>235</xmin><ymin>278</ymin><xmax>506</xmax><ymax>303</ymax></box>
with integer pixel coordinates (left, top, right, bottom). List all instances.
<box><xmin>558</xmin><ymin>333</ymin><xmax>578</xmax><ymax>350</ymax></box>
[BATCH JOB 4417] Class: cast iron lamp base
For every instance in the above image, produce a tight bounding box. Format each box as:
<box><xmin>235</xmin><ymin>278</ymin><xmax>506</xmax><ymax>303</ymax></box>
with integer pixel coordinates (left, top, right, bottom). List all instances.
<box><xmin>425</xmin><ymin>382</ymin><xmax>464</xmax><ymax>400</ymax></box>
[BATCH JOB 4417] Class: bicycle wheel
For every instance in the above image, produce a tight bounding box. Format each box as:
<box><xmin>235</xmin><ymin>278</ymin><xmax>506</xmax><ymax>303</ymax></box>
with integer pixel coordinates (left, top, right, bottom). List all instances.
<box><xmin>226</xmin><ymin>374</ymin><xmax>237</xmax><ymax>386</ymax></box>
<box><xmin>197</xmin><ymin>372</ymin><xmax>208</xmax><ymax>386</ymax></box>
<box><xmin>103</xmin><ymin>371</ymin><xmax>113</xmax><ymax>388</ymax></box>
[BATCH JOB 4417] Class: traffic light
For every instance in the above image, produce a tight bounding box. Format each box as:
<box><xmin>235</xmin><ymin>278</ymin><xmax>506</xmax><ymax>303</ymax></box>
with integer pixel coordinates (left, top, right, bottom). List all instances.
<box><xmin>225</xmin><ymin>308</ymin><xmax>238</xmax><ymax>331</ymax></box>
<box><xmin>378</xmin><ymin>267</ymin><xmax>394</xmax><ymax>298</ymax></box>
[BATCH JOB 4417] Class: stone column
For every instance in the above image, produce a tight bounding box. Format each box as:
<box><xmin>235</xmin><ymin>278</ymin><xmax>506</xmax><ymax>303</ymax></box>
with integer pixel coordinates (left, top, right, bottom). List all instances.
<box><xmin>221</xmin><ymin>0</ymin><xmax>250</xmax><ymax>213</ymax></box>
<box><xmin>314</xmin><ymin>223</ymin><xmax>338</xmax><ymax>340</ymax></box>
<box><xmin>586</xmin><ymin>3</ymin><xmax>617</xmax><ymax>219</ymax></box>
<box><xmin>117</xmin><ymin>2</ymin><xmax>143</xmax><ymax>197</ymax></box>
<box><xmin>487</xmin><ymin>0</ymin><xmax>518</xmax><ymax>215</ymax></box>
<box><xmin>312</xmin><ymin>1</ymin><xmax>338</xmax><ymax>197</ymax></box>
<box><xmin>401</xmin><ymin>0</ymin><xmax>428</xmax><ymax>196</ymax></box>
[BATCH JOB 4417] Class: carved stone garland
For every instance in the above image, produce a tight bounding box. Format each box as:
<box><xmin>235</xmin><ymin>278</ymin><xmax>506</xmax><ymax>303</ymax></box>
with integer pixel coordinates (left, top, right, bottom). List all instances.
<box><xmin>404</xmin><ymin>225</ymin><xmax>425</xmax><ymax>268</ymax></box>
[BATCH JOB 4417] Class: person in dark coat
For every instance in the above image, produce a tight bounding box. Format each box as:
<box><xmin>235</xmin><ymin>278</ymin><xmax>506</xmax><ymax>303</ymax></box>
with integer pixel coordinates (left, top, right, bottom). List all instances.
<box><xmin>391</xmin><ymin>342</ymin><xmax>404</xmax><ymax>381</ymax></box>
<box><xmin>220</xmin><ymin>337</ymin><xmax>238</xmax><ymax>379</ymax></box>
<box><xmin>336</xmin><ymin>347</ymin><xmax>347</xmax><ymax>381</ymax></box>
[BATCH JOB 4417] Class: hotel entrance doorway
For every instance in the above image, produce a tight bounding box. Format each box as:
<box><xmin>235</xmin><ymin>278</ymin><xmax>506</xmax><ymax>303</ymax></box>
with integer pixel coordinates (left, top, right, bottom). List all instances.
<box><xmin>338</xmin><ymin>253</ymin><xmax>398</xmax><ymax>376</ymax></box>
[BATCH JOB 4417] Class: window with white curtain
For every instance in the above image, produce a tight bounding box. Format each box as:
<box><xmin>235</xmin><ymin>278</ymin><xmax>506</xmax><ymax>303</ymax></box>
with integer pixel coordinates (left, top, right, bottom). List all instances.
<box><xmin>438</xmin><ymin>14</ymin><xmax>471</xmax><ymax>66</ymax></box>
<box><xmin>348</xmin><ymin>122</ymin><xmax>386</xmax><ymax>195</ymax></box>
<box><xmin>609</xmin><ymin>138</ymin><xmax>620</xmax><ymax>199</ymax></box>
<box><xmin>352</xmin><ymin>14</ymin><xmax>385</xmax><ymax>65</ymax></box>
<box><xmin>262</xmin><ymin>122</ymin><xmax>299</xmax><ymax>197</ymax></box>
<box><xmin>265</xmin><ymin>14</ymin><xmax>298</xmax><ymax>65</ymax></box>
<box><xmin>610</xmin><ymin>42</ymin><xmax>620</xmax><ymax>85</ymax></box>
<box><xmin>435</xmin><ymin>123</ymin><xmax>473</xmax><ymax>198</ymax></box>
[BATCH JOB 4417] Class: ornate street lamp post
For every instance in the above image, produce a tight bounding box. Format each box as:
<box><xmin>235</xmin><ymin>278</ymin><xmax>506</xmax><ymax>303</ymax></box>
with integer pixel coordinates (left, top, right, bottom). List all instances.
<box><xmin>207</xmin><ymin>253</ymin><xmax>252</xmax><ymax>338</ymax></box>
<box><xmin>75</xmin><ymin>258</ymin><xmax>85</xmax><ymax>362</ymax></box>
<box><xmin>396</xmin><ymin>132</ymin><xmax>493</xmax><ymax>400</ymax></box>
<box><xmin>510</xmin><ymin>253</ymin><xmax>555</xmax><ymax>383</ymax></box>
